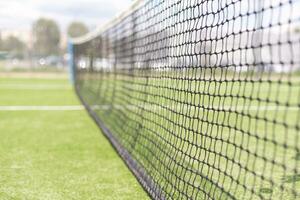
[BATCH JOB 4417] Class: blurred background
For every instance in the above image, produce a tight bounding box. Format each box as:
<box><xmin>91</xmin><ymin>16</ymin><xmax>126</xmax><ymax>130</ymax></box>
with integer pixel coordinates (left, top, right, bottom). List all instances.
<box><xmin>0</xmin><ymin>0</ymin><xmax>132</xmax><ymax>73</ymax></box>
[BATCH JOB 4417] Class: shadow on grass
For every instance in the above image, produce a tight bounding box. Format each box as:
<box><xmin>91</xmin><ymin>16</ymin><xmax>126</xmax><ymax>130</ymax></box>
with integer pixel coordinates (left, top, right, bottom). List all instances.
<box><xmin>282</xmin><ymin>174</ymin><xmax>300</xmax><ymax>183</ymax></box>
<box><xmin>293</xmin><ymin>152</ymin><xmax>300</xmax><ymax>161</ymax></box>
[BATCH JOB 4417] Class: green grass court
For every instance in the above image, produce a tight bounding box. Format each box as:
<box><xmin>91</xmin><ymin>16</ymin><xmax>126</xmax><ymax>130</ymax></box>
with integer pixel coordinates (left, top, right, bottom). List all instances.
<box><xmin>0</xmin><ymin>75</ymin><xmax>148</xmax><ymax>199</ymax></box>
<box><xmin>0</xmin><ymin>73</ymin><xmax>299</xmax><ymax>199</ymax></box>
<box><xmin>77</xmin><ymin>71</ymin><xmax>300</xmax><ymax>199</ymax></box>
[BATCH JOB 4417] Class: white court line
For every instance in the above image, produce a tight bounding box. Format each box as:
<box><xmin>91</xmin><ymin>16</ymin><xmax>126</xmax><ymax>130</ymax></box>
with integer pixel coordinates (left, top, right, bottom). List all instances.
<box><xmin>0</xmin><ymin>106</ymin><xmax>84</xmax><ymax>111</ymax></box>
<box><xmin>0</xmin><ymin>84</ymin><xmax>71</xmax><ymax>90</ymax></box>
<box><xmin>90</xmin><ymin>105</ymin><xmax>299</xmax><ymax>111</ymax></box>
<box><xmin>0</xmin><ymin>105</ymin><xmax>298</xmax><ymax>111</ymax></box>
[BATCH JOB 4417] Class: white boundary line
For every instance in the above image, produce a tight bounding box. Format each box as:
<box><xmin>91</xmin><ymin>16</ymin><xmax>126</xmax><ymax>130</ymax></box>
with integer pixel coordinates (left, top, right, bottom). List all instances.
<box><xmin>0</xmin><ymin>105</ymin><xmax>298</xmax><ymax>111</ymax></box>
<box><xmin>90</xmin><ymin>105</ymin><xmax>299</xmax><ymax>111</ymax></box>
<box><xmin>0</xmin><ymin>106</ymin><xmax>84</xmax><ymax>111</ymax></box>
<box><xmin>0</xmin><ymin>84</ymin><xmax>71</xmax><ymax>90</ymax></box>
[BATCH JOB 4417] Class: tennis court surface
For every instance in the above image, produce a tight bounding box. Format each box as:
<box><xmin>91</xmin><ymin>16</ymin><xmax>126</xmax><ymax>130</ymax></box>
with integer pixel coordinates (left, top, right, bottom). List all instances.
<box><xmin>0</xmin><ymin>76</ymin><xmax>148</xmax><ymax>199</ymax></box>
<box><xmin>1</xmin><ymin>0</ymin><xmax>300</xmax><ymax>199</ymax></box>
<box><xmin>70</xmin><ymin>0</ymin><xmax>300</xmax><ymax>199</ymax></box>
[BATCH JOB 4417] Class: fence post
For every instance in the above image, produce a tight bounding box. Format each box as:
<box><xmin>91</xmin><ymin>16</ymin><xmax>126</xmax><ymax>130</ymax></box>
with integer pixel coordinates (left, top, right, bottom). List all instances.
<box><xmin>68</xmin><ymin>41</ymin><xmax>75</xmax><ymax>85</ymax></box>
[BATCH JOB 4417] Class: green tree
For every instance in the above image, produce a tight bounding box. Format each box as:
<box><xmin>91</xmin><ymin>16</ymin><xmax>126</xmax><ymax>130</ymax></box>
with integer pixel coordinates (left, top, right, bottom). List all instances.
<box><xmin>32</xmin><ymin>18</ymin><xmax>60</xmax><ymax>56</ymax></box>
<box><xmin>0</xmin><ymin>32</ymin><xmax>3</xmax><ymax>50</ymax></box>
<box><xmin>1</xmin><ymin>35</ymin><xmax>26</xmax><ymax>58</ymax></box>
<box><xmin>67</xmin><ymin>21</ymin><xmax>89</xmax><ymax>38</ymax></box>
<box><xmin>294</xmin><ymin>27</ymin><xmax>300</xmax><ymax>34</ymax></box>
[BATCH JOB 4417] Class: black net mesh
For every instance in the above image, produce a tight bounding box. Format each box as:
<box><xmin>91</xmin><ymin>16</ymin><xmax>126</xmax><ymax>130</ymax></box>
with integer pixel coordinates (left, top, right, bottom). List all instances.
<box><xmin>72</xmin><ymin>0</ymin><xmax>300</xmax><ymax>199</ymax></box>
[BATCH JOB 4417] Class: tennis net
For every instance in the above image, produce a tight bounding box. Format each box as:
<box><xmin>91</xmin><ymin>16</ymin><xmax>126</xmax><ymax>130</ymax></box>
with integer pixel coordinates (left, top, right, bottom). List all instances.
<box><xmin>70</xmin><ymin>0</ymin><xmax>300</xmax><ymax>199</ymax></box>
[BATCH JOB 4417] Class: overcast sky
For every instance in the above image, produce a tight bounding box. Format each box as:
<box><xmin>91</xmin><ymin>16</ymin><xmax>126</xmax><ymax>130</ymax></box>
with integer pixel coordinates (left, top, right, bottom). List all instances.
<box><xmin>1</xmin><ymin>0</ymin><xmax>299</xmax><ymax>37</ymax></box>
<box><xmin>0</xmin><ymin>0</ymin><xmax>132</xmax><ymax>32</ymax></box>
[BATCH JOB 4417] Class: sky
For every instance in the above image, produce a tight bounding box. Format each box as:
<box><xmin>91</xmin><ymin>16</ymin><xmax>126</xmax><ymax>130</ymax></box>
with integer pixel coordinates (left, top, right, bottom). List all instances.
<box><xmin>0</xmin><ymin>0</ymin><xmax>132</xmax><ymax>33</ymax></box>
<box><xmin>0</xmin><ymin>0</ymin><xmax>299</xmax><ymax>42</ymax></box>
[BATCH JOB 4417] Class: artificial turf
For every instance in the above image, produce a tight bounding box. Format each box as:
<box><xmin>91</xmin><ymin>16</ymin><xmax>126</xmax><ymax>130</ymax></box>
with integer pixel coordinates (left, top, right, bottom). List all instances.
<box><xmin>0</xmin><ymin>76</ymin><xmax>149</xmax><ymax>199</ymax></box>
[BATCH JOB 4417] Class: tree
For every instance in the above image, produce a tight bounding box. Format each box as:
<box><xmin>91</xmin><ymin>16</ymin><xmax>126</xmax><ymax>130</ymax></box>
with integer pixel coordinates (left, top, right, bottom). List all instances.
<box><xmin>294</xmin><ymin>27</ymin><xmax>300</xmax><ymax>34</ymax></box>
<box><xmin>1</xmin><ymin>35</ymin><xmax>26</xmax><ymax>58</ymax></box>
<box><xmin>0</xmin><ymin>32</ymin><xmax>3</xmax><ymax>50</ymax></box>
<box><xmin>67</xmin><ymin>22</ymin><xmax>89</xmax><ymax>38</ymax></box>
<box><xmin>32</xmin><ymin>18</ymin><xmax>60</xmax><ymax>57</ymax></box>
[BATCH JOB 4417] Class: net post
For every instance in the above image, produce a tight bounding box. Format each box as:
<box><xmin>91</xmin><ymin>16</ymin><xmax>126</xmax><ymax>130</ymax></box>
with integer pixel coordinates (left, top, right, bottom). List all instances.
<box><xmin>68</xmin><ymin>41</ymin><xmax>75</xmax><ymax>85</ymax></box>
